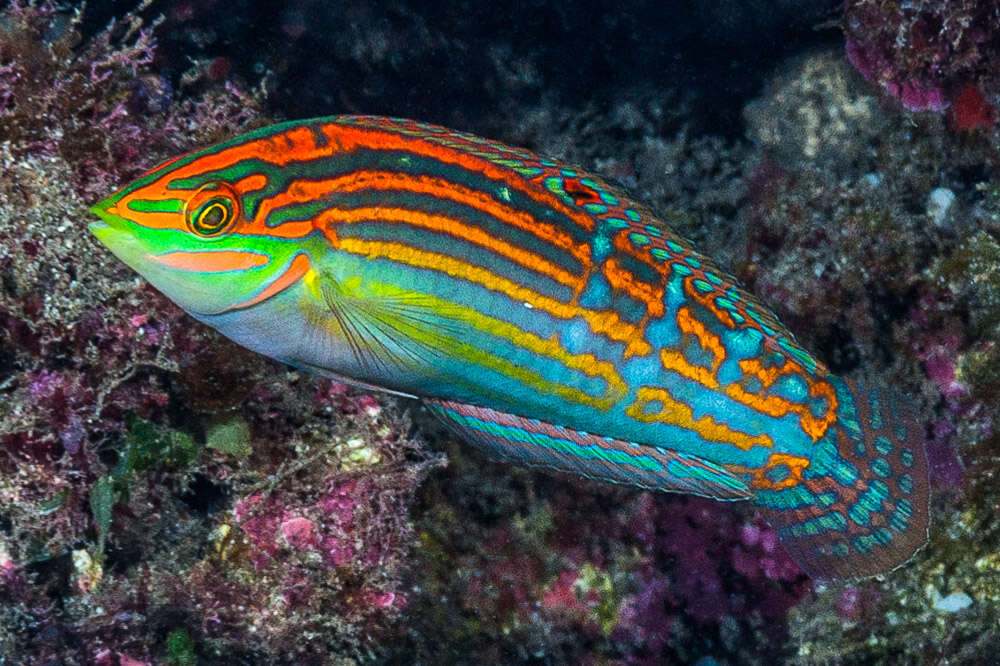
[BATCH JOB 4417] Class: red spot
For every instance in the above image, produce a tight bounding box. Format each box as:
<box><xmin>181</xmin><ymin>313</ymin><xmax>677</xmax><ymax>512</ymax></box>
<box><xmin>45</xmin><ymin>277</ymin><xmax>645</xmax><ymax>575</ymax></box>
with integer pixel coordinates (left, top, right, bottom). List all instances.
<box><xmin>208</xmin><ymin>57</ymin><xmax>231</xmax><ymax>81</ymax></box>
<box><xmin>949</xmin><ymin>84</ymin><xmax>996</xmax><ymax>131</ymax></box>
<box><xmin>563</xmin><ymin>178</ymin><xmax>603</xmax><ymax>206</ymax></box>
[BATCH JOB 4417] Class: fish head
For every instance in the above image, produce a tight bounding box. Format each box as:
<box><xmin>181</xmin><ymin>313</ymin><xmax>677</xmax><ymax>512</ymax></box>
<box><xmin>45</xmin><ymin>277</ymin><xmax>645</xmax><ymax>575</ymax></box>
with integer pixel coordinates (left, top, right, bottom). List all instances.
<box><xmin>89</xmin><ymin>133</ymin><xmax>314</xmax><ymax>318</ymax></box>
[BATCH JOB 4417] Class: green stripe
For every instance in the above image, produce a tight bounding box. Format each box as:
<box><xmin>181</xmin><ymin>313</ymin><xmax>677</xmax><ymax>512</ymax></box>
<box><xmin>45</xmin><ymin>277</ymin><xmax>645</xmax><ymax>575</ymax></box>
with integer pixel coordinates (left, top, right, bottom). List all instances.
<box><xmin>127</xmin><ymin>198</ymin><xmax>184</xmax><ymax>213</ymax></box>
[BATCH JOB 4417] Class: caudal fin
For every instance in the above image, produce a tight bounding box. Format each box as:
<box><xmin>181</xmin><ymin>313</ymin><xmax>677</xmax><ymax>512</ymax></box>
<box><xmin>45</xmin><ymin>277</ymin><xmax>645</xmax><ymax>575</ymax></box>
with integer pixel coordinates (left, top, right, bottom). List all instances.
<box><xmin>753</xmin><ymin>377</ymin><xmax>930</xmax><ymax>580</ymax></box>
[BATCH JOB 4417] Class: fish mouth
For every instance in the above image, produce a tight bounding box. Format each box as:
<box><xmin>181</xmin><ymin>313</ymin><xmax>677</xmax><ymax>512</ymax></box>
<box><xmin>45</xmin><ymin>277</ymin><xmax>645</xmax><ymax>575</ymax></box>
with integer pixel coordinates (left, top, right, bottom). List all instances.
<box><xmin>88</xmin><ymin>199</ymin><xmax>145</xmax><ymax>268</ymax></box>
<box><xmin>88</xmin><ymin>199</ymin><xmax>128</xmax><ymax>234</ymax></box>
<box><xmin>87</xmin><ymin>200</ymin><xmax>219</xmax><ymax>318</ymax></box>
<box><xmin>88</xmin><ymin>200</ymin><xmax>140</xmax><ymax>254</ymax></box>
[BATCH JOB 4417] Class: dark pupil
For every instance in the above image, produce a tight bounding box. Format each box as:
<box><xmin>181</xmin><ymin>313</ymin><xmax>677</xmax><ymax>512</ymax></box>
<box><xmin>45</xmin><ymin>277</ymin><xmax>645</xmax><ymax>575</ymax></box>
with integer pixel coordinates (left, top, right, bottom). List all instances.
<box><xmin>198</xmin><ymin>202</ymin><xmax>228</xmax><ymax>232</ymax></box>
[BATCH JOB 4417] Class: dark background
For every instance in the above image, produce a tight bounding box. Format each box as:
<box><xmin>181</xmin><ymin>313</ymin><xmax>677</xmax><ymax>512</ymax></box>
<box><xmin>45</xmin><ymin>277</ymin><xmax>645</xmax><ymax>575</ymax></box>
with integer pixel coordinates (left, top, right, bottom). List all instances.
<box><xmin>79</xmin><ymin>0</ymin><xmax>842</xmax><ymax>137</ymax></box>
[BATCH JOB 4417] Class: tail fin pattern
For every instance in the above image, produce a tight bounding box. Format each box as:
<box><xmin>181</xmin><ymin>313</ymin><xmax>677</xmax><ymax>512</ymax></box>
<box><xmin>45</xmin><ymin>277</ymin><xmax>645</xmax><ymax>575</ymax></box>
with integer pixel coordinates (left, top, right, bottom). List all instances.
<box><xmin>752</xmin><ymin>377</ymin><xmax>929</xmax><ymax>579</ymax></box>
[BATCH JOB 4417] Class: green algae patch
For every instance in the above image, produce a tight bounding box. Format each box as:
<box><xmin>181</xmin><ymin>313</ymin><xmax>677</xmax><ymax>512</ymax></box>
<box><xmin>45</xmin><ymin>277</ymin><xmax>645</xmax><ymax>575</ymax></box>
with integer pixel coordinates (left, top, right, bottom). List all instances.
<box><xmin>166</xmin><ymin>628</ymin><xmax>198</xmax><ymax>666</ymax></box>
<box><xmin>934</xmin><ymin>229</ymin><xmax>1000</xmax><ymax>338</ymax></box>
<box><xmin>205</xmin><ymin>415</ymin><xmax>253</xmax><ymax>458</ymax></box>
<box><xmin>573</xmin><ymin>562</ymin><xmax>624</xmax><ymax>635</ymax></box>
<box><xmin>120</xmin><ymin>416</ymin><xmax>201</xmax><ymax>474</ymax></box>
<box><xmin>89</xmin><ymin>417</ymin><xmax>203</xmax><ymax>558</ymax></box>
<box><xmin>89</xmin><ymin>475</ymin><xmax>116</xmax><ymax>555</ymax></box>
<box><xmin>36</xmin><ymin>489</ymin><xmax>68</xmax><ymax>516</ymax></box>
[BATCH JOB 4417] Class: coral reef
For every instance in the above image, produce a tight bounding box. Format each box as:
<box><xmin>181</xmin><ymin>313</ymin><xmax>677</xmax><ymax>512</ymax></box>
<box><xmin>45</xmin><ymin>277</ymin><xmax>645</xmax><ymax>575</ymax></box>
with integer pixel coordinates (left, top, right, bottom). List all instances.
<box><xmin>388</xmin><ymin>42</ymin><xmax>1000</xmax><ymax>666</ymax></box>
<box><xmin>394</xmin><ymin>438</ymin><xmax>809</xmax><ymax>664</ymax></box>
<box><xmin>844</xmin><ymin>0</ymin><xmax>1000</xmax><ymax>126</ymax></box>
<box><xmin>742</xmin><ymin>50</ymin><xmax>1000</xmax><ymax>665</ymax></box>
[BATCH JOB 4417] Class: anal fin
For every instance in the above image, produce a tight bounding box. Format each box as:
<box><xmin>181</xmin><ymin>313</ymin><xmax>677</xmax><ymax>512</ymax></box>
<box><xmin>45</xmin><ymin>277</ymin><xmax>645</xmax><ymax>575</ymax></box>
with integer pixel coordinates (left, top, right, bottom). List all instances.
<box><xmin>425</xmin><ymin>398</ymin><xmax>752</xmax><ymax>500</ymax></box>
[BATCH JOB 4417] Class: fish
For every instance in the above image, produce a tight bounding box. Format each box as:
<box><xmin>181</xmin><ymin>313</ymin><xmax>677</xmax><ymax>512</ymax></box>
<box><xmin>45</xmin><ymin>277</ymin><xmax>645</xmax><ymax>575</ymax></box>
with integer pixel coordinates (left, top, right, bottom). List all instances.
<box><xmin>89</xmin><ymin>115</ymin><xmax>929</xmax><ymax>579</ymax></box>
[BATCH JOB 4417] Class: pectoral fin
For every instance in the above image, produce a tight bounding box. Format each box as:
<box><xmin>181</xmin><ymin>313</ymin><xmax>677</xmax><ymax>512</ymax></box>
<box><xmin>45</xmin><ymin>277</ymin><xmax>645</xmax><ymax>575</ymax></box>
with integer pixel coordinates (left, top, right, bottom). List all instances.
<box><xmin>314</xmin><ymin>272</ymin><xmax>464</xmax><ymax>376</ymax></box>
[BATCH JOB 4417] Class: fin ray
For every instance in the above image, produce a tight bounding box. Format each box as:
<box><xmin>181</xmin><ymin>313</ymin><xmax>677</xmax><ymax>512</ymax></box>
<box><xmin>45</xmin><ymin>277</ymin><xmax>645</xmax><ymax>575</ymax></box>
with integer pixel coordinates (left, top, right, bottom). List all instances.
<box><xmin>752</xmin><ymin>378</ymin><xmax>929</xmax><ymax>580</ymax></box>
<box><xmin>317</xmin><ymin>272</ymin><xmax>464</xmax><ymax>374</ymax></box>
<box><xmin>425</xmin><ymin>398</ymin><xmax>752</xmax><ymax>500</ymax></box>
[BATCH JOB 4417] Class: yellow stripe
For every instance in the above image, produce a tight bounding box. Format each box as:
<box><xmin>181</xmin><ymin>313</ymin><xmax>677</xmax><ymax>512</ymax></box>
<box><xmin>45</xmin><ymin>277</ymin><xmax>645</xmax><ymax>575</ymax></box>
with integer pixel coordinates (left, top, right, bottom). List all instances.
<box><xmin>441</xmin><ymin>301</ymin><xmax>628</xmax><ymax>407</ymax></box>
<box><xmin>298</xmin><ymin>269</ymin><xmax>625</xmax><ymax>408</ymax></box>
<box><xmin>659</xmin><ymin>349</ymin><xmax>719</xmax><ymax>388</ymax></box>
<box><xmin>336</xmin><ymin>237</ymin><xmax>652</xmax><ymax>357</ymax></box>
<box><xmin>626</xmin><ymin>386</ymin><xmax>774</xmax><ymax>451</ymax></box>
<box><xmin>318</xmin><ymin>206</ymin><xmax>584</xmax><ymax>290</ymax></box>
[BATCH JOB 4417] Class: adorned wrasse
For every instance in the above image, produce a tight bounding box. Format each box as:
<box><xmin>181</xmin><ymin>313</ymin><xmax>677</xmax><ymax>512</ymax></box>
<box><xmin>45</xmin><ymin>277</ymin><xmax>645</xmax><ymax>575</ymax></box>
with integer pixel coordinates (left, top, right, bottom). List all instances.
<box><xmin>90</xmin><ymin>115</ymin><xmax>929</xmax><ymax>579</ymax></box>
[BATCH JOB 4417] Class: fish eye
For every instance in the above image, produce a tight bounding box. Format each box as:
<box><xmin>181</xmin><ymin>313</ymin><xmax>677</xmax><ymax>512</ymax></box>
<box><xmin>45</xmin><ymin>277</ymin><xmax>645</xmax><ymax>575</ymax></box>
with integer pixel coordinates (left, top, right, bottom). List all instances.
<box><xmin>184</xmin><ymin>183</ymin><xmax>240</xmax><ymax>238</ymax></box>
<box><xmin>193</xmin><ymin>198</ymin><xmax>233</xmax><ymax>235</ymax></box>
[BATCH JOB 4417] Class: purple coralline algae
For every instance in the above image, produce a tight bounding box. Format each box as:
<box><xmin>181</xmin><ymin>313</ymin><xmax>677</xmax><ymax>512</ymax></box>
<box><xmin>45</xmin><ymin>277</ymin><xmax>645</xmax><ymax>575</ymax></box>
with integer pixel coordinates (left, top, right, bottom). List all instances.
<box><xmin>401</xmin><ymin>452</ymin><xmax>810</xmax><ymax>663</ymax></box>
<box><xmin>844</xmin><ymin>0</ymin><xmax>1000</xmax><ymax>128</ymax></box>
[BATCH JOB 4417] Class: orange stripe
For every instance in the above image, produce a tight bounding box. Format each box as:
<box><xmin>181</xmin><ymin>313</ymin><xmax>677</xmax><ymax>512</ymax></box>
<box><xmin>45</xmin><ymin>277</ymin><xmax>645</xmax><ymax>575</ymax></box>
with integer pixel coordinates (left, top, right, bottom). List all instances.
<box><xmin>214</xmin><ymin>253</ymin><xmax>312</xmax><ymax>313</ymax></box>
<box><xmin>113</xmin><ymin>127</ymin><xmax>327</xmax><ymax>231</ymax></box>
<box><xmin>724</xmin><ymin>372</ymin><xmax>838</xmax><ymax>442</ymax></box>
<box><xmin>235</xmin><ymin>173</ymin><xmax>269</xmax><ymax>193</ymax></box>
<box><xmin>676</xmin><ymin>306</ymin><xmax>725</xmax><ymax>372</ymax></box>
<box><xmin>255</xmin><ymin>170</ymin><xmax>593</xmax><ymax>265</ymax></box>
<box><xmin>337</xmin><ymin>237</ymin><xmax>650</xmax><ymax>355</ymax></box>
<box><xmin>682</xmin><ymin>274</ymin><xmax>742</xmax><ymax>331</ymax></box>
<box><xmin>322</xmin><ymin>124</ymin><xmax>598</xmax><ymax>234</ymax></box>
<box><xmin>123</xmin><ymin>123</ymin><xmax>597</xmax><ymax>237</ymax></box>
<box><xmin>317</xmin><ymin>206</ymin><xmax>582</xmax><ymax>290</ymax></box>
<box><xmin>739</xmin><ymin>357</ymin><xmax>798</xmax><ymax>387</ymax></box>
<box><xmin>626</xmin><ymin>386</ymin><xmax>774</xmax><ymax>451</ymax></box>
<box><xmin>732</xmin><ymin>452</ymin><xmax>811</xmax><ymax>491</ymax></box>
<box><xmin>656</xmin><ymin>306</ymin><xmax>726</xmax><ymax>390</ymax></box>
<box><xmin>613</xmin><ymin>229</ymin><xmax>669</xmax><ymax>276</ymax></box>
<box><xmin>601</xmin><ymin>257</ymin><xmax>665</xmax><ymax>319</ymax></box>
<box><xmin>659</xmin><ymin>350</ymin><xmax>719</xmax><ymax>388</ymax></box>
<box><xmin>174</xmin><ymin>125</ymin><xmax>323</xmax><ymax>177</ymax></box>
<box><xmin>152</xmin><ymin>250</ymin><xmax>270</xmax><ymax>272</ymax></box>
<box><xmin>111</xmin><ymin>174</ymin><xmax>272</xmax><ymax>234</ymax></box>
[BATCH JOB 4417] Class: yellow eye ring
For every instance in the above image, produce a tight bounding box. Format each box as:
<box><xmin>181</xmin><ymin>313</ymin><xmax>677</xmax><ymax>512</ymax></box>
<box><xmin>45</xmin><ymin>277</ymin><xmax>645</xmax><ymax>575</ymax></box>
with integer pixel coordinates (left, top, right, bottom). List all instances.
<box><xmin>184</xmin><ymin>183</ymin><xmax>241</xmax><ymax>238</ymax></box>
<box><xmin>193</xmin><ymin>199</ymin><xmax>232</xmax><ymax>235</ymax></box>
